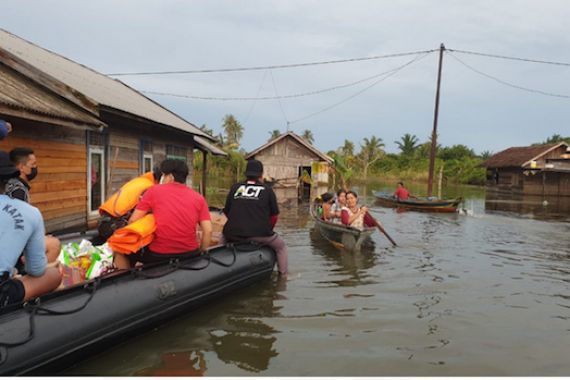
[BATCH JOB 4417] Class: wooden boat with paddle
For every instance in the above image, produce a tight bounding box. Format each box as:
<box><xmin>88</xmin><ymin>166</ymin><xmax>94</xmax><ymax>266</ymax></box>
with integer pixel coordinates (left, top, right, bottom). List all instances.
<box><xmin>373</xmin><ymin>191</ymin><xmax>462</xmax><ymax>213</ymax></box>
<box><xmin>310</xmin><ymin>204</ymin><xmax>375</xmax><ymax>251</ymax></box>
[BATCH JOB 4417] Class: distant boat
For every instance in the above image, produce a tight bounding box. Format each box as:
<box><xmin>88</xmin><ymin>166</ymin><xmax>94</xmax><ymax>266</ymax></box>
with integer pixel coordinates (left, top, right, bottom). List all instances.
<box><xmin>373</xmin><ymin>191</ymin><xmax>462</xmax><ymax>213</ymax></box>
<box><xmin>310</xmin><ymin>204</ymin><xmax>375</xmax><ymax>251</ymax></box>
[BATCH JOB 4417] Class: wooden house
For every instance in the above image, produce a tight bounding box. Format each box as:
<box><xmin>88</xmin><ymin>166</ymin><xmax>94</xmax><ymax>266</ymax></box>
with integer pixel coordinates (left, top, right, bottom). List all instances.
<box><xmin>0</xmin><ymin>29</ymin><xmax>226</xmax><ymax>233</ymax></box>
<box><xmin>245</xmin><ymin>131</ymin><xmax>332</xmax><ymax>203</ymax></box>
<box><xmin>483</xmin><ymin>142</ymin><xmax>570</xmax><ymax>197</ymax></box>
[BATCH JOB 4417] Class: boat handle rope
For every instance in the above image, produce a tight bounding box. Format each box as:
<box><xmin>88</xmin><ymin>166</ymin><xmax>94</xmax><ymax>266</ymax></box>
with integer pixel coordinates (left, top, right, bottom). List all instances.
<box><xmin>0</xmin><ymin>279</ymin><xmax>100</xmax><ymax>366</ymax></box>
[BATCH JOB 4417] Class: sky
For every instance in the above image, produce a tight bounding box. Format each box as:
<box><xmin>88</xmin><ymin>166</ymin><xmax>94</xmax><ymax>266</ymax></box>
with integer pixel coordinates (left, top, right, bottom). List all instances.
<box><xmin>3</xmin><ymin>0</ymin><xmax>570</xmax><ymax>155</ymax></box>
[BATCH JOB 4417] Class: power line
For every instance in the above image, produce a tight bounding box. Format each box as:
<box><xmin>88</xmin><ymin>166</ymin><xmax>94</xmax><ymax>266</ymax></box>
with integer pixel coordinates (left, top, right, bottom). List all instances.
<box><xmin>269</xmin><ymin>70</ymin><xmax>290</xmax><ymax>126</ymax></box>
<box><xmin>447</xmin><ymin>51</ymin><xmax>570</xmax><ymax>99</ymax></box>
<box><xmin>106</xmin><ymin>49</ymin><xmax>437</xmax><ymax>76</ymax></box>
<box><xmin>448</xmin><ymin>48</ymin><xmax>570</xmax><ymax>67</ymax></box>
<box><xmin>289</xmin><ymin>52</ymin><xmax>432</xmax><ymax>125</ymax></box>
<box><xmin>142</xmin><ymin>59</ymin><xmax>429</xmax><ymax>101</ymax></box>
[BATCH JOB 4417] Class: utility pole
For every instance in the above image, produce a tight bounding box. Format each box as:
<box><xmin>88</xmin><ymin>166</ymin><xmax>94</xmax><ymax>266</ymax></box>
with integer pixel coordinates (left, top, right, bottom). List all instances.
<box><xmin>427</xmin><ymin>43</ymin><xmax>445</xmax><ymax>197</ymax></box>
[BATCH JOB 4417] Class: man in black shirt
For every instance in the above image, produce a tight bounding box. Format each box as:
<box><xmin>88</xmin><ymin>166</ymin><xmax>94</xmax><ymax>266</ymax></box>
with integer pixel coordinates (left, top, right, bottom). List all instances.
<box><xmin>223</xmin><ymin>159</ymin><xmax>288</xmax><ymax>276</ymax></box>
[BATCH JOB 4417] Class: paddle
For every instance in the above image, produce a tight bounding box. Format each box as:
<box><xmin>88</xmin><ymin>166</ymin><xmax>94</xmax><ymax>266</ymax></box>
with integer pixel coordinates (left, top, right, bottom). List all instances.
<box><xmin>366</xmin><ymin>211</ymin><xmax>397</xmax><ymax>247</ymax></box>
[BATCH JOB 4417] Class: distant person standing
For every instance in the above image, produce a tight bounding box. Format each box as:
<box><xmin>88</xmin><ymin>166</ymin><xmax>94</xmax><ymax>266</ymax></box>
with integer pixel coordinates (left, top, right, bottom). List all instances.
<box><xmin>0</xmin><ymin>119</ymin><xmax>12</xmax><ymax>140</ymax></box>
<box><xmin>393</xmin><ymin>182</ymin><xmax>410</xmax><ymax>201</ymax></box>
<box><xmin>222</xmin><ymin>159</ymin><xmax>288</xmax><ymax>276</ymax></box>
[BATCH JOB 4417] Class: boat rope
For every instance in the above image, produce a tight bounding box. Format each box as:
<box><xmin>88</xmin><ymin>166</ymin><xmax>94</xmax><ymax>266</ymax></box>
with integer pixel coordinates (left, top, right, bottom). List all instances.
<box><xmin>0</xmin><ymin>279</ymin><xmax>100</xmax><ymax>366</ymax></box>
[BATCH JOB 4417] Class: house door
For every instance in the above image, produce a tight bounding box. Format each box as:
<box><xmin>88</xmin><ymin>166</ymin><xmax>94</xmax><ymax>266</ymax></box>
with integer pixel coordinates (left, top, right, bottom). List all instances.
<box><xmin>298</xmin><ymin>165</ymin><xmax>312</xmax><ymax>201</ymax></box>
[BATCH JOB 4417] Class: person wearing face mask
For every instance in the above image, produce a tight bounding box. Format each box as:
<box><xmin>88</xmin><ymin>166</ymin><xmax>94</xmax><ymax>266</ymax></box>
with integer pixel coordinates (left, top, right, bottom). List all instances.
<box><xmin>7</xmin><ymin>147</ymin><xmax>37</xmax><ymax>203</ymax></box>
<box><xmin>7</xmin><ymin>147</ymin><xmax>61</xmax><ymax>270</ymax></box>
<box><xmin>113</xmin><ymin>159</ymin><xmax>212</xmax><ymax>269</ymax></box>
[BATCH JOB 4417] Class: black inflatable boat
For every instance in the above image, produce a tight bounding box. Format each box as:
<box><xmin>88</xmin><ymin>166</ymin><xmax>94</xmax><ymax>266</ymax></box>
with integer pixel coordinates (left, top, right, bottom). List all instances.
<box><xmin>0</xmin><ymin>243</ymin><xmax>276</xmax><ymax>375</ymax></box>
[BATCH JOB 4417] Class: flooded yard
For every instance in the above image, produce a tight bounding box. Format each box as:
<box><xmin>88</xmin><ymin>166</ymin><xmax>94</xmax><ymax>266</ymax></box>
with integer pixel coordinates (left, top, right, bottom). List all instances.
<box><xmin>65</xmin><ymin>184</ymin><xmax>570</xmax><ymax>376</ymax></box>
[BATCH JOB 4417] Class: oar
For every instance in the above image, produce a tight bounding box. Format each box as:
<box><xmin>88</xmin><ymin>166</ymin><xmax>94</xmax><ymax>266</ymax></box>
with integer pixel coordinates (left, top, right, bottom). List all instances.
<box><xmin>366</xmin><ymin>211</ymin><xmax>397</xmax><ymax>247</ymax></box>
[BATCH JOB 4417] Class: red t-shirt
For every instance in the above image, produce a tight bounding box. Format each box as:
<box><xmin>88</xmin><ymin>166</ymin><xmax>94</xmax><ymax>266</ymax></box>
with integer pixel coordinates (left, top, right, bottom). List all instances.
<box><xmin>394</xmin><ymin>187</ymin><xmax>410</xmax><ymax>200</ymax></box>
<box><xmin>136</xmin><ymin>183</ymin><xmax>210</xmax><ymax>253</ymax></box>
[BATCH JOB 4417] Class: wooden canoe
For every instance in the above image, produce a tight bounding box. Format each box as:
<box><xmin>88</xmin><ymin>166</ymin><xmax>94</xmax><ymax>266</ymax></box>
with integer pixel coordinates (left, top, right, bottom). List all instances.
<box><xmin>310</xmin><ymin>204</ymin><xmax>375</xmax><ymax>251</ymax></box>
<box><xmin>373</xmin><ymin>191</ymin><xmax>462</xmax><ymax>213</ymax></box>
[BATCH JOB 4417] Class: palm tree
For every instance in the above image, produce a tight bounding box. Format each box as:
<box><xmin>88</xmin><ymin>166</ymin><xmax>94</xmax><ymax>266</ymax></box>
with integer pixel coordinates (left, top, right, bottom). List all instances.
<box><xmin>268</xmin><ymin>129</ymin><xmax>281</xmax><ymax>141</ymax></box>
<box><xmin>301</xmin><ymin>129</ymin><xmax>315</xmax><ymax>145</ymax></box>
<box><xmin>358</xmin><ymin>136</ymin><xmax>385</xmax><ymax>180</ymax></box>
<box><xmin>395</xmin><ymin>133</ymin><xmax>419</xmax><ymax>156</ymax></box>
<box><xmin>222</xmin><ymin>114</ymin><xmax>244</xmax><ymax>148</ymax></box>
<box><xmin>479</xmin><ymin>150</ymin><xmax>493</xmax><ymax>160</ymax></box>
<box><xmin>340</xmin><ymin>139</ymin><xmax>355</xmax><ymax>157</ymax></box>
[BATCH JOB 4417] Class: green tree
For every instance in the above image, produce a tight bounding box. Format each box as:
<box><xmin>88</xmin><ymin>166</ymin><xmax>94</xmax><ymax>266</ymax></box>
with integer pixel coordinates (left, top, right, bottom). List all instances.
<box><xmin>479</xmin><ymin>150</ymin><xmax>493</xmax><ymax>160</ymax></box>
<box><xmin>268</xmin><ymin>129</ymin><xmax>281</xmax><ymax>141</ymax></box>
<box><xmin>357</xmin><ymin>136</ymin><xmax>385</xmax><ymax>180</ymax></box>
<box><xmin>395</xmin><ymin>133</ymin><xmax>419</xmax><ymax>156</ymax></box>
<box><xmin>340</xmin><ymin>139</ymin><xmax>355</xmax><ymax>157</ymax></box>
<box><xmin>330</xmin><ymin>153</ymin><xmax>354</xmax><ymax>190</ymax></box>
<box><xmin>543</xmin><ymin>134</ymin><xmax>570</xmax><ymax>144</ymax></box>
<box><xmin>301</xmin><ymin>129</ymin><xmax>315</xmax><ymax>145</ymax></box>
<box><xmin>222</xmin><ymin>114</ymin><xmax>243</xmax><ymax>148</ymax></box>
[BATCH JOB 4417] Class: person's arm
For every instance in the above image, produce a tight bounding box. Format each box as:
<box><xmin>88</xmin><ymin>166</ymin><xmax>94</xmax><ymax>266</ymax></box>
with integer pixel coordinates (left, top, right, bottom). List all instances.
<box><xmin>128</xmin><ymin>208</ymin><xmax>148</xmax><ymax>224</ymax></box>
<box><xmin>23</xmin><ymin>210</ymin><xmax>48</xmax><ymax>277</ymax></box>
<box><xmin>199</xmin><ymin>220</ymin><xmax>212</xmax><ymax>251</ymax></box>
<box><xmin>268</xmin><ymin>188</ymin><xmax>279</xmax><ymax>229</ymax></box>
<box><xmin>322</xmin><ymin>203</ymin><xmax>332</xmax><ymax>220</ymax></box>
<box><xmin>270</xmin><ymin>214</ymin><xmax>278</xmax><ymax>228</ymax></box>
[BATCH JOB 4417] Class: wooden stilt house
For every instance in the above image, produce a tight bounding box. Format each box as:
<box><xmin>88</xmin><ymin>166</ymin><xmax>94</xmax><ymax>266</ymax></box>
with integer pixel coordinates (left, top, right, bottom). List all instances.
<box><xmin>483</xmin><ymin>142</ymin><xmax>570</xmax><ymax>197</ymax></box>
<box><xmin>0</xmin><ymin>29</ymin><xmax>226</xmax><ymax>233</ymax></box>
<box><xmin>245</xmin><ymin>131</ymin><xmax>332</xmax><ymax>203</ymax></box>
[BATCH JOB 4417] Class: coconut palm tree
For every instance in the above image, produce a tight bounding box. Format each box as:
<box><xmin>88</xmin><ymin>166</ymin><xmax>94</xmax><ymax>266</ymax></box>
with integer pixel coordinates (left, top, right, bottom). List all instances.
<box><xmin>268</xmin><ymin>129</ymin><xmax>281</xmax><ymax>141</ymax></box>
<box><xmin>358</xmin><ymin>136</ymin><xmax>385</xmax><ymax>180</ymax></box>
<box><xmin>395</xmin><ymin>133</ymin><xmax>419</xmax><ymax>156</ymax></box>
<box><xmin>301</xmin><ymin>129</ymin><xmax>315</xmax><ymax>145</ymax></box>
<box><xmin>222</xmin><ymin>114</ymin><xmax>243</xmax><ymax>148</ymax></box>
<box><xmin>340</xmin><ymin>139</ymin><xmax>355</xmax><ymax>157</ymax></box>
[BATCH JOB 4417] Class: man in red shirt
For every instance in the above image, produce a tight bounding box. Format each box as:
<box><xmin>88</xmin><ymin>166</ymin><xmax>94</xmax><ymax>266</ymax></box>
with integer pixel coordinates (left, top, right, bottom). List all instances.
<box><xmin>113</xmin><ymin>159</ymin><xmax>212</xmax><ymax>269</ymax></box>
<box><xmin>393</xmin><ymin>182</ymin><xmax>410</xmax><ymax>200</ymax></box>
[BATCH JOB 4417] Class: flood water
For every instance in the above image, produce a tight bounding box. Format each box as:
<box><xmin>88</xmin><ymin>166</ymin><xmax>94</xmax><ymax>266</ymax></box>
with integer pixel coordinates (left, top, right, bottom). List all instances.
<box><xmin>65</xmin><ymin>183</ymin><xmax>570</xmax><ymax>376</ymax></box>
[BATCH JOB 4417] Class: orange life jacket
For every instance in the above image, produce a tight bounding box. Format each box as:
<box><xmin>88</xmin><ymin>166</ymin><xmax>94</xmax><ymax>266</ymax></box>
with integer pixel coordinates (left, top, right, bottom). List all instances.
<box><xmin>107</xmin><ymin>214</ymin><xmax>156</xmax><ymax>254</ymax></box>
<box><xmin>99</xmin><ymin>172</ymin><xmax>156</xmax><ymax>217</ymax></box>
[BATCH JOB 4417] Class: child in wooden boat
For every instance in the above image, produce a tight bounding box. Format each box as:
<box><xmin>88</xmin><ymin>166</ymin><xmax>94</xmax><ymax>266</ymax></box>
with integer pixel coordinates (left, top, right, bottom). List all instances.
<box><xmin>0</xmin><ymin>150</ymin><xmax>61</xmax><ymax>308</ymax></box>
<box><xmin>393</xmin><ymin>182</ymin><xmax>411</xmax><ymax>200</ymax></box>
<box><xmin>320</xmin><ymin>192</ymin><xmax>335</xmax><ymax>221</ymax></box>
<box><xmin>330</xmin><ymin>188</ymin><xmax>347</xmax><ymax>222</ymax></box>
<box><xmin>341</xmin><ymin>190</ymin><xmax>384</xmax><ymax>230</ymax></box>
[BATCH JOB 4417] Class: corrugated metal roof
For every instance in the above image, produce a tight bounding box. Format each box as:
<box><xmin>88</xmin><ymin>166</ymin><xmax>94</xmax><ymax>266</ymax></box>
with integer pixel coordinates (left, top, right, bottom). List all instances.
<box><xmin>245</xmin><ymin>131</ymin><xmax>333</xmax><ymax>163</ymax></box>
<box><xmin>0</xmin><ymin>62</ymin><xmax>104</xmax><ymax>127</ymax></box>
<box><xmin>194</xmin><ymin>135</ymin><xmax>227</xmax><ymax>156</ymax></box>
<box><xmin>0</xmin><ymin>29</ymin><xmax>211</xmax><ymax>139</ymax></box>
<box><xmin>483</xmin><ymin>143</ymin><xmax>567</xmax><ymax>168</ymax></box>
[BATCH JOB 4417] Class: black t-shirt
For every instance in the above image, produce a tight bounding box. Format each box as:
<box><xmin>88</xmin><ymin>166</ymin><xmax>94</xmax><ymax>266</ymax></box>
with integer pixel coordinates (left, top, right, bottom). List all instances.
<box><xmin>223</xmin><ymin>180</ymin><xmax>279</xmax><ymax>240</ymax></box>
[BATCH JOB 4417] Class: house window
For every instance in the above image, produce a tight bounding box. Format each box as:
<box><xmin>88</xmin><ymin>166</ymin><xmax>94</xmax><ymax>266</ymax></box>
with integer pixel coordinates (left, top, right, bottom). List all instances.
<box><xmin>141</xmin><ymin>140</ymin><xmax>153</xmax><ymax>174</ymax></box>
<box><xmin>166</xmin><ymin>144</ymin><xmax>188</xmax><ymax>162</ymax></box>
<box><xmin>88</xmin><ymin>147</ymin><xmax>105</xmax><ymax>214</ymax></box>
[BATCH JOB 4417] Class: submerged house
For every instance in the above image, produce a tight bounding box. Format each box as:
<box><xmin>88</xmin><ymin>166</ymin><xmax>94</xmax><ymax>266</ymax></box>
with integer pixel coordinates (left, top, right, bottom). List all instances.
<box><xmin>245</xmin><ymin>131</ymin><xmax>332</xmax><ymax>203</ymax></box>
<box><xmin>0</xmin><ymin>29</ymin><xmax>226</xmax><ymax>233</ymax></box>
<box><xmin>482</xmin><ymin>142</ymin><xmax>570</xmax><ymax>197</ymax></box>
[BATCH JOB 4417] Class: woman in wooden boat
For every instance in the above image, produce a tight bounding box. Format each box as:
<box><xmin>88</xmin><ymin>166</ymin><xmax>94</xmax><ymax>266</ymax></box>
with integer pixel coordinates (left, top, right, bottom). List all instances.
<box><xmin>341</xmin><ymin>191</ymin><xmax>384</xmax><ymax>230</ymax></box>
<box><xmin>393</xmin><ymin>181</ymin><xmax>411</xmax><ymax>200</ymax></box>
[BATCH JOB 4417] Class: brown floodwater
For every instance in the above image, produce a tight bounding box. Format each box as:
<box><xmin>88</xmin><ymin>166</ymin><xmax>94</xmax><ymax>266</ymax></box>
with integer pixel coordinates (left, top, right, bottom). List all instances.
<box><xmin>64</xmin><ymin>184</ymin><xmax>570</xmax><ymax>376</ymax></box>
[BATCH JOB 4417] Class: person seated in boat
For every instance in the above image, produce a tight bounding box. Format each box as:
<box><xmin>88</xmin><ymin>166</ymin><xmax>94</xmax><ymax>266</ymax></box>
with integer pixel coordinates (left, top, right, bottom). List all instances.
<box><xmin>222</xmin><ymin>159</ymin><xmax>288</xmax><ymax>277</ymax></box>
<box><xmin>330</xmin><ymin>188</ymin><xmax>347</xmax><ymax>222</ymax></box>
<box><xmin>7</xmin><ymin>147</ymin><xmax>61</xmax><ymax>272</ymax></box>
<box><xmin>320</xmin><ymin>192</ymin><xmax>335</xmax><ymax>221</ymax></box>
<box><xmin>113</xmin><ymin>159</ymin><xmax>212</xmax><ymax>269</ymax></box>
<box><xmin>341</xmin><ymin>190</ymin><xmax>384</xmax><ymax>230</ymax></box>
<box><xmin>393</xmin><ymin>181</ymin><xmax>411</xmax><ymax>200</ymax></box>
<box><xmin>0</xmin><ymin>151</ymin><xmax>62</xmax><ymax>308</ymax></box>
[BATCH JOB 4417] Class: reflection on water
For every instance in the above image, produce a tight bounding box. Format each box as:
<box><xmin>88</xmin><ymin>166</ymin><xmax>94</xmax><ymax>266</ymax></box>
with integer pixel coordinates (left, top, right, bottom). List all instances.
<box><xmin>485</xmin><ymin>193</ymin><xmax>570</xmax><ymax>221</ymax></box>
<box><xmin>65</xmin><ymin>182</ymin><xmax>570</xmax><ymax>376</ymax></box>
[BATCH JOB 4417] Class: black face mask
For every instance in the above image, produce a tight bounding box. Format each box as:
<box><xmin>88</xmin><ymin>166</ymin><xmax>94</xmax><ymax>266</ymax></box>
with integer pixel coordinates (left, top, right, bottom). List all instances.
<box><xmin>26</xmin><ymin>167</ymin><xmax>38</xmax><ymax>181</ymax></box>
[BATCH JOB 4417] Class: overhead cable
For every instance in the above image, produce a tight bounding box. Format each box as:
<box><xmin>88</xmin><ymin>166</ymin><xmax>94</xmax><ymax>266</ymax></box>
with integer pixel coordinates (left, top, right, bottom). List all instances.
<box><xmin>447</xmin><ymin>52</ymin><xmax>570</xmax><ymax>99</ymax></box>
<box><xmin>289</xmin><ymin>52</ymin><xmax>432</xmax><ymax>125</ymax></box>
<box><xmin>142</xmin><ymin>59</ymin><xmax>428</xmax><ymax>101</ymax></box>
<box><xmin>270</xmin><ymin>70</ymin><xmax>290</xmax><ymax>125</ymax></box>
<box><xmin>448</xmin><ymin>48</ymin><xmax>570</xmax><ymax>67</ymax></box>
<box><xmin>107</xmin><ymin>49</ymin><xmax>437</xmax><ymax>76</ymax></box>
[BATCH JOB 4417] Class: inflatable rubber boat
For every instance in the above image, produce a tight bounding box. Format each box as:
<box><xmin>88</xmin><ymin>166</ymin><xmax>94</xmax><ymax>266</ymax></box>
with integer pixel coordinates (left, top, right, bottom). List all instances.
<box><xmin>0</xmin><ymin>243</ymin><xmax>276</xmax><ymax>375</ymax></box>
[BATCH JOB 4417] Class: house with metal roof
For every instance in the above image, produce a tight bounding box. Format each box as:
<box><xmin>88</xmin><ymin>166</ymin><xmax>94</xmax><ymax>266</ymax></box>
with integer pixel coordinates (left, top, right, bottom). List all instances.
<box><xmin>0</xmin><ymin>28</ymin><xmax>225</xmax><ymax>232</ymax></box>
<box><xmin>245</xmin><ymin>131</ymin><xmax>333</xmax><ymax>203</ymax></box>
<box><xmin>482</xmin><ymin>142</ymin><xmax>570</xmax><ymax>196</ymax></box>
